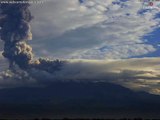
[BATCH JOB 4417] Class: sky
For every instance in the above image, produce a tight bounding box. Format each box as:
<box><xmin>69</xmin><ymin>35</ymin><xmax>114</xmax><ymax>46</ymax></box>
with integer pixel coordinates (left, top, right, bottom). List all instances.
<box><xmin>0</xmin><ymin>0</ymin><xmax>160</xmax><ymax>95</ymax></box>
<box><xmin>30</xmin><ymin>0</ymin><xmax>160</xmax><ymax>59</ymax></box>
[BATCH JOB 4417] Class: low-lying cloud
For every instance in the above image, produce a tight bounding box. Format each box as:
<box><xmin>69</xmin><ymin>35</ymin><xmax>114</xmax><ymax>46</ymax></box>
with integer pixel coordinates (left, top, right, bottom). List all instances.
<box><xmin>0</xmin><ymin>57</ymin><xmax>160</xmax><ymax>95</ymax></box>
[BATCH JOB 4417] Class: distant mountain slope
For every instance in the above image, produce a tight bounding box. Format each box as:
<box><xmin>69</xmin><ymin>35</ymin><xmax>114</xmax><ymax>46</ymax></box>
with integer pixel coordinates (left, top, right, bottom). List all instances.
<box><xmin>0</xmin><ymin>81</ymin><xmax>160</xmax><ymax>118</ymax></box>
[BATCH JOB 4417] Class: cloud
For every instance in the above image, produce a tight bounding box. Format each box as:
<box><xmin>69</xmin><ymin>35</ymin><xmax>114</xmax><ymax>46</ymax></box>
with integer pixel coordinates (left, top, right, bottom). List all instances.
<box><xmin>30</xmin><ymin>0</ymin><xmax>160</xmax><ymax>59</ymax></box>
<box><xmin>0</xmin><ymin>52</ymin><xmax>8</xmax><ymax>72</ymax></box>
<box><xmin>30</xmin><ymin>0</ymin><xmax>109</xmax><ymax>39</ymax></box>
<box><xmin>0</xmin><ymin>57</ymin><xmax>160</xmax><ymax>95</ymax></box>
<box><xmin>1</xmin><ymin>0</ymin><xmax>160</xmax><ymax>95</ymax></box>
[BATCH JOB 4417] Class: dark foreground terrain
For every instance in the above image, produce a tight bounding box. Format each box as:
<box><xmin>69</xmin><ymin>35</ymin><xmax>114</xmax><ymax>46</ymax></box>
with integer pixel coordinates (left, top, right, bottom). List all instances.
<box><xmin>0</xmin><ymin>81</ymin><xmax>160</xmax><ymax>119</ymax></box>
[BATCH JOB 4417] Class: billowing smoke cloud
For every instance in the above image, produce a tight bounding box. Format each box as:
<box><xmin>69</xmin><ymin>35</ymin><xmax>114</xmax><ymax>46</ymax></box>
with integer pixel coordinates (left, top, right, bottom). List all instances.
<box><xmin>0</xmin><ymin>0</ymin><xmax>65</xmax><ymax>73</ymax></box>
<box><xmin>0</xmin><ymin>0</ymin><xmax>33</xmax><ymax>69</ymax></box>
<box><xmin>0</xmin><ymin>0</ymin><xmax>67</xmax><ymax>94</ymax></box>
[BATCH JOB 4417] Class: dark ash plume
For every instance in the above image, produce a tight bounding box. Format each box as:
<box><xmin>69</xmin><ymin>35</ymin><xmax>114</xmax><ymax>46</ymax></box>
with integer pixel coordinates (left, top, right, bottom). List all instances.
<box><xmin>0</xmin><ymin>0</ymin><xmax>65</xmax><ymax>74</ymax></box>
<box><xmin>0</xmin><ymin>0</ymin><xmax>33</xmax><ymax>69</ymax></box>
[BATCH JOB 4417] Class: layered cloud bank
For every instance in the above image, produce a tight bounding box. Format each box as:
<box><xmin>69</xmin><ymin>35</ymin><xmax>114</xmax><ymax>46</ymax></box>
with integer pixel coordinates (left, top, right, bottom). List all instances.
<box><xmin>0</xmin><ymin>57</ymin><xmax>160</xmax><ymax>95</ymax></box>
<box><xmin>30</xmin><ymin>0</ymin><xmax>160</xmax><ymax>59</ymax></box>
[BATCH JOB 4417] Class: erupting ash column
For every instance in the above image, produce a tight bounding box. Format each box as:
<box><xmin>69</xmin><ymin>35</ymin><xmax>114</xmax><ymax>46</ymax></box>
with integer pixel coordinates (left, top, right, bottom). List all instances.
<box><xmin>0</xmin><ymin>0</ymin><xmax>34</xmax><ymax>69</ymax></box>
